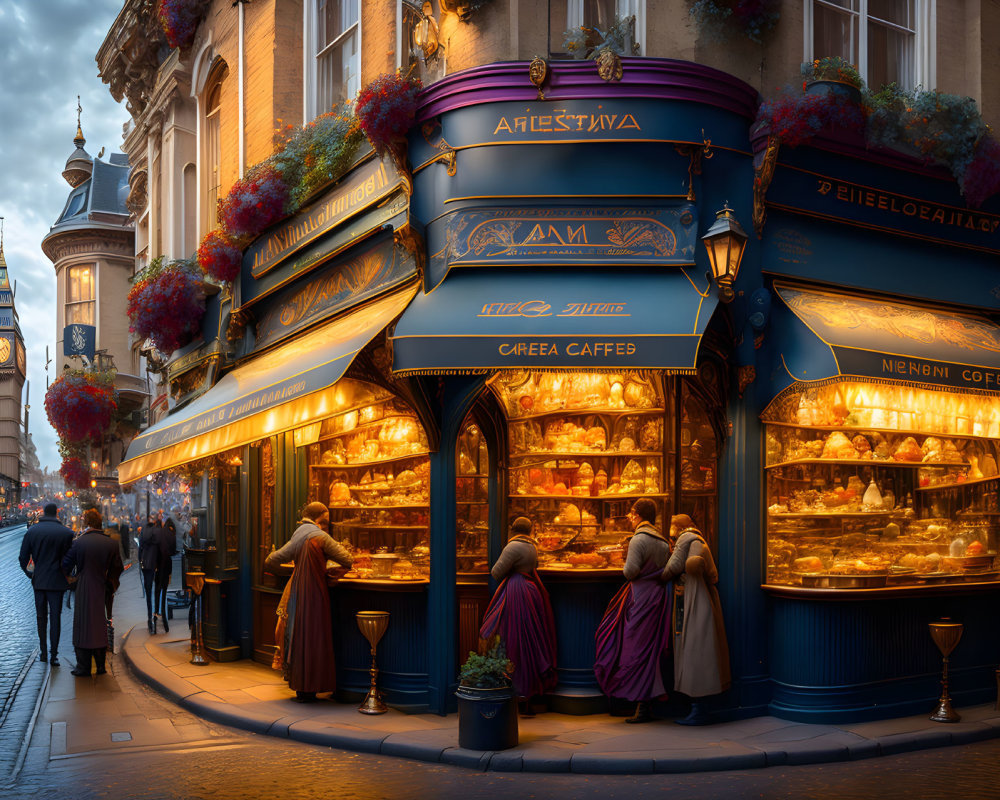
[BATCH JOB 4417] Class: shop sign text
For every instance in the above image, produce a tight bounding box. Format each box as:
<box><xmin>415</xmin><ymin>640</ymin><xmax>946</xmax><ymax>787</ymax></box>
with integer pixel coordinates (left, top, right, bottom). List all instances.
<box><xmin>247</xmin><ymin>159</ymin><xmax>396</xmax><ymax>278</ymax></box>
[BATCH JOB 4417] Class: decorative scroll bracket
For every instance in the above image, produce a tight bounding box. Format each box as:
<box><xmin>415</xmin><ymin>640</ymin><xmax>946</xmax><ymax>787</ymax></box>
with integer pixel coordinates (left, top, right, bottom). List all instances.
<box><xmin>753</xmin><ymin>135</ymin><xmax>781</xmax><ymax>239</ymax></box>
<box><xmin>674</xmin><ymin>132</ymin><xmax>714</xmax><ymax>202</ymax></box>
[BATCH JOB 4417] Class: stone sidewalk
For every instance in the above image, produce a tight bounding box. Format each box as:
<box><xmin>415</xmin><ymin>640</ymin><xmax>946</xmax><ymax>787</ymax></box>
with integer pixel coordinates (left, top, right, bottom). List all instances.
<box><xmin>102</xmin><ymin>566</ymin><xmax>1000</xmax><ymax>774</ymax></box>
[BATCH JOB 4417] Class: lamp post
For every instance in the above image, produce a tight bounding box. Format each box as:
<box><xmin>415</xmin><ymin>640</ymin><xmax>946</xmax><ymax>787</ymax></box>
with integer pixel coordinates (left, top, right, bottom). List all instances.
<box><xmin>702</xmin><ymin>203</ymin><xmax>748</xmax><ymax>303</ymax></box>
<box><xmin>146</xmin><ymin>474</ymin><xmax>153</xmax><ymax>519</ymax></box>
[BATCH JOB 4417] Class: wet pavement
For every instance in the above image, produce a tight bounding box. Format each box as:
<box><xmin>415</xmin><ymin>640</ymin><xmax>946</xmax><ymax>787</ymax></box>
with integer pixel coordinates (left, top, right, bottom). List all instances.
<box><xmin>2</xmin><ymin>554</ymin><xmax>1000</xmax><ymax>798</ymax></box>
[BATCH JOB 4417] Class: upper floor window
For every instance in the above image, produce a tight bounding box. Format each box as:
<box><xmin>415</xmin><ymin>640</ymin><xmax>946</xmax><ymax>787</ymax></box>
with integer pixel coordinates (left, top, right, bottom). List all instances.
<box><xmin>203</xmin><ymin>63</ymin><xmax>228</xmax><ymax>235</ymax></box>
<box><xmin>307</xmin><ymin>0</ymin><xmax>360</xmax><ymax>120</ymax></box>
<box><xmin>550</xmin><ymin>0</ymin><xmax>644</xmax><ymax>59</ymax></box>
<box><xmin>806</xmin><ymin>1</ymin><xmax>932</xmax><ymax>91</ymax></box>
<box><xmin>66</xmin><ymin>264</ymin><xmax>95</xmax><ymax>326</ymax></box>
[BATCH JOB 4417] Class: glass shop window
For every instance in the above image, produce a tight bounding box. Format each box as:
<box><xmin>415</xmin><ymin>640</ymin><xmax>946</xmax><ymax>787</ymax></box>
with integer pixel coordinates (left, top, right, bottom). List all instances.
<box><xmin>456</xmin><ymin>417</ymin><xmax>490</xmax><ymax>575</ymax></box>
<box><xmin>66</xmin><ymin>264</ymin><xmax>95</xmax><ymax>325</ymax></box>
<box><xmin>549</xmin><ymin>0</ymin><xmax>643</xmax><ymax>59</ymax></box>
<box><xmin>308</xmin><ymin>0</ymin><xmax>360</xmax><ymax>120</ymax></box>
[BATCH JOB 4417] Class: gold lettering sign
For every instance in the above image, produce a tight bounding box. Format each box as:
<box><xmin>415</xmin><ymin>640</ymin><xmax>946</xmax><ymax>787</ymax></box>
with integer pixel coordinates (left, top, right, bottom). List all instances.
<box><xmin>492</xmin><ymin>109</ymin><xmax>641</xmax><ymax>137</ymax></box>
<box><xmin>479</xmin><ymin>301</ymin><xmax>629</xmax><ymax>318</ymax></box>
<box><xmin>496</xmin><ymin>341</ymin><xmax>637</xmax><ymax>357</ymax></box>
<box><xmin>250</xmin><ymin>160</ymin><xmax>394</xmax><ymax>277</ymax></box>
<box><xmin>817</xmin><ymin>179</ymin><xmax>1000</xmax><ymax>235</ymax></box>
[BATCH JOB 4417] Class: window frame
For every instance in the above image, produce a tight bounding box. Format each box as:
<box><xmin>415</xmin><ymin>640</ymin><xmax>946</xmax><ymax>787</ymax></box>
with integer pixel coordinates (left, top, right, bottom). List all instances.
<box><xmin>304</xmin><ymin>0</ymin><xmax>362</xmax><ymax>122</ymax></box>
<box><xmin>201</xmin><ymin>63</ymin><xmax>227</xmax><ymax>236</ymax></box>
<box><xmin>66</xmin><ymin>264</ymin><xmax>95</xmax><ymax>327</ymax></box>
<box><xmin>551</xmin><ymin>0</ymin><xmax>645</xmax><ymax>59</ymax></box>
<box><xmin>804</xmin><ymin>0</ymin><xmax>935</xmax><ymax>91</ymax></box>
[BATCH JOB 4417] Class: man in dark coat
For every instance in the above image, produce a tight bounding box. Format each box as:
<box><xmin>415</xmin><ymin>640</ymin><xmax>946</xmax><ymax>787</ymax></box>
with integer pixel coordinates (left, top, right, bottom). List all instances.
<box><xmin>63</xmin><ymin>508</ymin><xmax>124</xmax><ymax>677</ymax></box>
<box><xmin>19</xmin><ymin>503</ymin><xmax>74</xmax><ymax>666</ymax></box>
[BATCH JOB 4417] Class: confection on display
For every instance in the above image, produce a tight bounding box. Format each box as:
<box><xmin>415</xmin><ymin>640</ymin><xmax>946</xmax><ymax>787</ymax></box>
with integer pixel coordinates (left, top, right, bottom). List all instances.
<box><xmin>765</xmin><ymin>380</ymin><xmax>1000</xmax><ymax>589</ymax></box>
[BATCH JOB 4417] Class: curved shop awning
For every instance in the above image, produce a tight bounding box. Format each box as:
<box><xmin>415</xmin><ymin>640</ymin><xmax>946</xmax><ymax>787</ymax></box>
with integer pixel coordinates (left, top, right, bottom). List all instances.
<box><xmin>768</xmin><ymin>283</ymin><xmax>1000</xmax><ymax>398</ymax></box>
<box><xmin>118</xmin><ymin>285</ymin><xmax>417</xmax><ymax>484</ymax></box>
<box><xmin>390</xmin><ymin>268</ymin><xmax>717</xmax><ymax>375</ymax></box>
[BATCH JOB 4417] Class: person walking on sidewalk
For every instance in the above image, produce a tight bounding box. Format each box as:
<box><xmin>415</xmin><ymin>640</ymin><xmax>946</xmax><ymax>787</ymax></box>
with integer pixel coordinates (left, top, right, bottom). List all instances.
<box><xmin>594</xmin><ymin>497</ymin><xmax>673</xmax><ymax>724</ymax></box>
<box><xmin>138</xmin><ymin>514</ymin><xmax>161</xmax><ymax>633</ymax></box>
<box><xmin>479</xmin><ymin>516</ymin><xmax>557</xmax><ymax>717</ymax></box>
<box><xmin>18</xmin><ymin>503</ymin><xmax>74</xmax><ymax>667</ymax></box>
<box><xmin>153</xmin><ymin>517</ymin><xmax>178</xmax><ymax>633</ymax></box>
<box><xmin>264</xmin><ymin>502</ymin><xmax>352</xmax><ymax>703</ymax></box>
<box><xmin>63</xmin><ymin>508</ymin><xmax>124</xmax><ymax>677</ymax></box>
<box><xmin>661</xmin><ymin>514</ymin><xmax>730</xmax><ymax>725</ymax></box>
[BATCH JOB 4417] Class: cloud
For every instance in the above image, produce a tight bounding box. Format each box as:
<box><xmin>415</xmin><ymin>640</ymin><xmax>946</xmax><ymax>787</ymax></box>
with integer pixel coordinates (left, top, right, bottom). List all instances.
<box><xmin>0</xmin><ymin>0</ymin><xmax>129</xmax><ymax>473</ymax></box>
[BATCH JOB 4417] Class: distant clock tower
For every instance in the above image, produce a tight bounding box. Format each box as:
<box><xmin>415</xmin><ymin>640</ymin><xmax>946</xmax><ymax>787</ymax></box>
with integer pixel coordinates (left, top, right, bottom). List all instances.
<box><xmin>0</xmin><ymin>236</ymin><xmax>25</xmax><ymax>506</ymax></box>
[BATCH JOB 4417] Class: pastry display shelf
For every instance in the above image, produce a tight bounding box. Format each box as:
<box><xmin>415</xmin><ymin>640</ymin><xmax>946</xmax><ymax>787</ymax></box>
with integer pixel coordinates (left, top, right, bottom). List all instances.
<box><xmin>767</xmin><ymin>510</ymin><xmax>895</xmax><ymax>519</ymax></box>
<box><xmin>510</xmin><ymin>450</ymin><xmax>663</xmax><ymax>462</ymax></box>
<box><xmin>765</xmin><ymin>458</ymin><xmax>968</xmax><ymax>470</ymax></box>
<box><xmin>310</xmin><ymin>453</ymin><xmax>429</xmax><ymax>469</ymax></box>
<box><xmin>764</xmin><ymin>421</ymin><xmax>997</xmax><ymax>441</ymax></box>
<box><xmin>320</xmin><ymin>415</ymin><xmax>421</xmax><ymax>438</ymax></box>
<box><xmin>329</xmin><ymin>503</ymin><xmax>429</xmax><ymax>510</ymax></box>
<box><xmin>330</xmin><ymin>523</ymin><xmax>427</xmax><ymax>530</ymax></box>
<box><xmin>456</xmin><ymin>500</ymin><xmax>487</xmax><ymax>505</ymax></box>
<box><xmin>509</xmin><ymin>407</ymin><xmax>666</xmax><ymax>422</ymax></box>
<box><xmin>957</xmin><ymin>511</ymin><xmax>1000</xmax><ymax>517</ymax></box>
<box><xmin>510</xmin><ymin>492</ymin><xmax>669</xmax><ymax>501</ymax></box>
<box><xmin>762</xmin><ymin>577</ymin><xmax>1000</xmax><ymax>599</ymax></box>
<box><xmin>457</xmin><ymin>473</ymin><xmax>488</xmax><ymax>478</ymax></box>
<box><xmin>915</xmin><ymin>476</ymin><xmax>1000</xmax><ymax>492</ymax></box>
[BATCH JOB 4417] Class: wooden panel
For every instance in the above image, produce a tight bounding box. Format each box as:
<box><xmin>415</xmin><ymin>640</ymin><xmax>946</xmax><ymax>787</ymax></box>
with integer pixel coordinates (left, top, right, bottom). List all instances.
<box><xmin>252</xmin><ymin>589</ymin><xmax>281</xmax><ymax>665</ymax></box>
<box><xmin>457</xmin><ymin>583</ymin><xmax>491</xmax><ymax>664</ymax></box>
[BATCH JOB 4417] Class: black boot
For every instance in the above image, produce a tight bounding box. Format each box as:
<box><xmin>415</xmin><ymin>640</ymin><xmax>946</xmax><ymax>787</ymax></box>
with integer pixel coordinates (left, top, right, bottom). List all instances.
<box><xmin>625</xmin><ymin>700</ymin><xmax>655</xmax><ymax>724</ymax></box>
<box><xmin>148</xmin><ymin>617</ymin><xmax>154</xmax><ymax>634</ymax></box>
<box><xmin>518</xmin><ymin>700</ymin><xmax>536</xmax><ymax>718</ymax></box>
<box><xmin>95</xmin><ymin>650</ymin><xmax>107</xmax><ymax>675</ymax></box>
<box><xmin>162</xmin><ymin>614</ymin><xmax>169</xmax><ymax>634</ymax></box>
<box><xmin>675</xmin><ymin>701</ymin><xmax>712</xmax><ymax>725</ymax></box>
<box><xmin>294</xmin><ymin>691</ymin><xmax>317</xmax><ymax>703</ymax></box>
<box><xmin>152</xmin><ymin>615</ymin><xmax>158</xmax><ymax>634</ymax></box>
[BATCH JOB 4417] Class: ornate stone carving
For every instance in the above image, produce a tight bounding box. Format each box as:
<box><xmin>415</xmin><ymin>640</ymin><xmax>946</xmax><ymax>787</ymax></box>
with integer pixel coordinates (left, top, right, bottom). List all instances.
<box><xmin>126</xmin><ymin>168</ymin><xmax>148</xmax><ymax>216</ymax></box>
<box><xmin>596</xmin><ymin>48</ymin><xmax>623</xmax><ymax>82</ymax></box>
<box><xmin>753</xmin><ymin>135</ymin><xmax>780</xmax><ymax>238</ymax></box>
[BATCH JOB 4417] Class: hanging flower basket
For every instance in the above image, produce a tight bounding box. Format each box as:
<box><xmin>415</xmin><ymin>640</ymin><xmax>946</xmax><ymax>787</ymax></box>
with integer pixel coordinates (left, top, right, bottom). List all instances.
<box><xmin>217</xmin><ymin>161</ymin><xmax>290</xmax><ymax>243</ymax></box>
<box><xmin>45</xmin><ymin>371</ymin><xmax>118</xmax><ymax>444</ymax></box>
<box><xmin>355</xmin><ymin>73</ymin><xmax>422</xmax><ymax>165</ymax></box>
<box><xmin>197</xmin><ymin>229</ymin><xmax>242</xmax><ymax>283</ymax></box>
<box><xmin>60</xmin><ymin>457</ymin><xmax>91</xmax><ymax>490</ymax></box>
<box><xmin>127</xmin><ymin>257</ymin><xmax>206</xmax><ymax>354</ymax></box>
<box><xmin>156</xmin><ymin>0</ymin><xmax>208</xmax><ymax>50</ymax></box>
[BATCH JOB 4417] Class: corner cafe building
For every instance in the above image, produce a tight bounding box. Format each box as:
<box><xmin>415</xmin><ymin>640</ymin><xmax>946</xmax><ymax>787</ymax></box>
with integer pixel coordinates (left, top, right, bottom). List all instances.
<box><xmin>119</xmin><ymin>58</ymin><xmax>1000</xmax><ymax>723</ymax></box>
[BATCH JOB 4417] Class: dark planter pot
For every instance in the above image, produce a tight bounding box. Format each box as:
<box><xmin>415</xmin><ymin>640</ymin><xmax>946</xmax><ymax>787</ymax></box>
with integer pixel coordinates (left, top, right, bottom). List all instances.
<box><xmin>456</xmin><ymin>685</ymin><xmax>518</xmax><ymax>751</ymax></box>
<box><xmin>804</xmin><ymin>79</ymin><xmax>863</xmax><ymax>105</ymax></box>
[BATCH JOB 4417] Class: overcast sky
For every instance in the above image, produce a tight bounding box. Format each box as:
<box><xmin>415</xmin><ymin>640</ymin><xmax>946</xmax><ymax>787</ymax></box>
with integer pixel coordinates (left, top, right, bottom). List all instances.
<box><xmin>0</xmin><ymin>0</ymin><xmax>128</xmax><ymax>473</ymax></box>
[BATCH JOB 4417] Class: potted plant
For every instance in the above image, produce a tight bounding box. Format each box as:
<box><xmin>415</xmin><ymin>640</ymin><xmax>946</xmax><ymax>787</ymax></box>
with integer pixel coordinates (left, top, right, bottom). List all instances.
<box><xmin>801</xmin><ymin>56</ymin><xmax>864</xmax><ymax>102</ymax></box>
<box><xmin>456</xmin><ymin>636</ymin><xmax>518</xmax><ymax>751</ymax></box>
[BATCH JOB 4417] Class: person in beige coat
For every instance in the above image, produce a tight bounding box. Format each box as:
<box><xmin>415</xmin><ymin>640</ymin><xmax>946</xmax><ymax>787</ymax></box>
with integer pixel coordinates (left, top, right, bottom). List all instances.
<box><xmin>661</xmin><ymin>514</ymin><xmax>730</xmax><ymax>725</ymax></box>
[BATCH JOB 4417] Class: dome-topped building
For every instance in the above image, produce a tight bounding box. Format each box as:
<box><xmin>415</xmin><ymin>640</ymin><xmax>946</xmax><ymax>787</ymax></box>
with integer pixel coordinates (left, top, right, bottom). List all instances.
<box><xmin>61</xmin><ymin>103</ymin><xmax>94</xmax><ymax>188</ymax></box>
<box><xmin>41</xmin><ymin>108</ymin><xmax>143</xmax><ymax>492</ymax></box>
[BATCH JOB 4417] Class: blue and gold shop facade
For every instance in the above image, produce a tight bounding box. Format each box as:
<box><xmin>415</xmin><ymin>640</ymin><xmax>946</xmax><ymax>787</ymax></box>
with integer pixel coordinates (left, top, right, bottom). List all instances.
<box><xmin>750</xmin><ymin>123</ymin><xmax>1000</xmax><ymax>722</ymax></box>
<box><xmin>122</xmin><ymin>58</ymin><xmax>1000</xmax><ymax>723</ymax></box>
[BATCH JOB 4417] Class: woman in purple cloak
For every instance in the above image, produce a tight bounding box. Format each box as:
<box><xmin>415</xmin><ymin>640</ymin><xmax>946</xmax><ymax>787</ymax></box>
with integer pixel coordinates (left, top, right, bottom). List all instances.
<box><xmin>479</xmin><ymin>516</ymin><xmax>558</xmax><ymax>716</ymax></box>
<box><xmin>594</xmin><ymin>497</ymin><xmax>672</xmax><ymax>723</ymax></box>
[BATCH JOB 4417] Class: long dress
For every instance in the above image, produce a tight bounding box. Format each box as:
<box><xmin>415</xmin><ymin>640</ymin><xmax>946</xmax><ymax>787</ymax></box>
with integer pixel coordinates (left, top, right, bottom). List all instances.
<box><xmin>479</xmin><ymin>537</ymin><xmax>557</xmax><ymax>699</ymax></box>
<box><xmin>278</xmin><ymin>536</ymin><xmax>335</xmax><ymax>693</ymax></box>
<box><xmin>594</xmin><ymin>528</ymin><xmax>672</xmax><ymax>702</ymax></box>
<box><xmin>663</xmin><ymin>529</ymin><xmax>731</xmax><ymax>698</ymax></box>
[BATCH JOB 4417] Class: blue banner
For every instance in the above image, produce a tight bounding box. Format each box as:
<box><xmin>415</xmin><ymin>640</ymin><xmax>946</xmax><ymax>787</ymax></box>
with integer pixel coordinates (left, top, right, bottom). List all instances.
<box><xmin>63</xmin><ymin>324</ymin><xmax>96</xmax><ymax>360</ymax></box>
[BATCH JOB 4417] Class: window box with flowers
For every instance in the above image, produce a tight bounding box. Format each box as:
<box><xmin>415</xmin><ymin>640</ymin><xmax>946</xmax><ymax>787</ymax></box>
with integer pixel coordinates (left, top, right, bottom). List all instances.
<box><xmin>127</xmin><ymin>257</ymin><xmax>207</xmax><ymax>356</ymax></box>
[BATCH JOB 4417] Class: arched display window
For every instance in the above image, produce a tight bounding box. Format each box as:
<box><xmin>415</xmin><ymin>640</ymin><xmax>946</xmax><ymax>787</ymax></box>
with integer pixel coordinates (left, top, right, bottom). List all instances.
<box><xmin>490</xmin><ymin>370</ymin><xmax>721</xmax><ymax>566</ymax></box>
<box><xmin>301</xmin><ymin>378</ymin><xmax>431</xmax><ymax>581</ymax></box>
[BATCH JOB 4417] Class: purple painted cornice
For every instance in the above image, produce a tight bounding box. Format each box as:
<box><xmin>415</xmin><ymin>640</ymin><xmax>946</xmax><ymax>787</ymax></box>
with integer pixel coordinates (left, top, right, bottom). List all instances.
<box><xmin>416</xmin><ymin>59</ymin><xmax>760</xmax><ymax>123</ymax></box>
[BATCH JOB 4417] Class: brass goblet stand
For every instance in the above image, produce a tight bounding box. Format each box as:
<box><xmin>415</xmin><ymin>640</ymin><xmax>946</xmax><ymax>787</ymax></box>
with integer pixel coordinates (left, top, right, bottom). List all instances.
<box><xmin>928</xmin><ymin>619</ymin><xmax>963</xmax><ymax>723</ymax></box>
<box><xmin>186</xmin><ymin>571</ymin><xmax>209</xmax><ymax>666</ymax></box>
<box><xmin>356</xmin><ymin>611</ymin><xmax>390</xmax><ymax>714</ymax></box>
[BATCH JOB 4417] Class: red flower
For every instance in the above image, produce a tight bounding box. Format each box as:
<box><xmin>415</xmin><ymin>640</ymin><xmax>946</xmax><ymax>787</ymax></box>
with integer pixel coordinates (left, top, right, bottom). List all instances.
<box><xmin>45</xmin><ymin>372</ymin><xmax>118</xmax><ymax>444</ymax></box>
<box><xmin>355</xmin><ymin>73</ymin><xmax>422</xmax><ymax>157</ymax></box>
<box><xmin>60</xmin><ymin>457</ymin><xmax>91</xmax><ymax>490</ymax></box>
<box><xmin>198</xmin><ymin>229</ymin><xmax>242</xmax><ymax>283</ymax></box>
